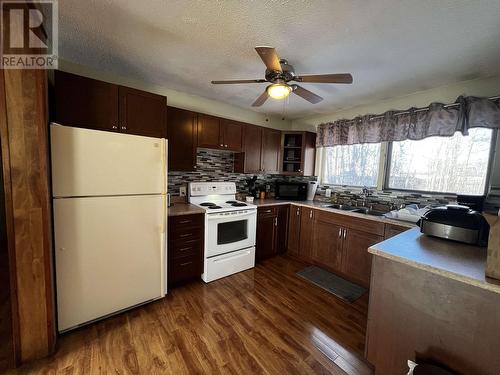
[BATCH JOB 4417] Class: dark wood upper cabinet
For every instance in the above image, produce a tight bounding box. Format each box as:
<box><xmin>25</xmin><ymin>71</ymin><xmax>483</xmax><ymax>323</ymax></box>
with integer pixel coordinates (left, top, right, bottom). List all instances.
<box><xmin>281</xmin><ymin>131</ymin><xmax>316</xmax><ymax>176</ymax></box>
<box><xmin>54</xmin><ymin>70</ymin><xmax>119</xmax><ymax>132</ymax></box>
<box><xmin>54</xmin><ymin>71</ymin><xmax>167</xmax><ymax>138</ymax></box>
<box><xmin>220</xmin><ymin>119</ymin><xmax>243</xmax><ymax>151</ymax></box>
<box><xmin>118</xmin><ymin>86</ymin><xmax>166</xmax><ymax>138</ymax></box>
<box><xmin>197</xmin><ymin>113</ymin><xmax>221</xmax><ymax>149</ymax></box>
<box><xmin>197</xmin><ymin>115</ymin><xmax>243</xmax><ymax>152</ymax></box>
<box><xmin>167</xmin><ymin>106</ymin><xmax>197</xmax><ymax>172</ymax></box>
<box><xmin>236</xmin><ymin>124</ymin><xmax>262</xmax><ymax>173</ymax></box>
<box><xmin>261</xmin><ymin>127</ymin><xmax>281</xmax><ymax>174</ymax></box>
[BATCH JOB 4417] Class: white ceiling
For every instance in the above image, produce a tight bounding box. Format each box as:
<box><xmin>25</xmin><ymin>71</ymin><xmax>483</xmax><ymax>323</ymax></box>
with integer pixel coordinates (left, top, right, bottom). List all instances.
<box><xmin>59</xmin><ymin>0</ymin><xmax>500</xmax><ymax>119</ymax></box>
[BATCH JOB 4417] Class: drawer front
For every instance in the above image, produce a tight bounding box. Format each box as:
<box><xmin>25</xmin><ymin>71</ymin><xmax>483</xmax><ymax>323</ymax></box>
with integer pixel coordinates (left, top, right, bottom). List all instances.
<box><xmin>169</xmin><ymin>226</ymin><xmax>203</xmax><ymax>242</ymax></box>
<box><xmin>258</xmin><ymin>206</ymin><xmax>277</xmax><ymax>217</ymax></box>
<box><xmin>314</xmin><ymin>209</ymin><xmax>385</xmax><ymax>236</ymax></box>
<box><xmin>169</xmin><ymin>254</ymin><xmax>200</xmax><ymax>284</ymax></box>
<box><xmin>169</xmin><ymin>239</ymin><xmax>202</xmax><ymax>259</ymax></box>
<box><xmin>169</xmin><ymin>214</ymin><xmax>203</xmax><ymax>229</ymax></box>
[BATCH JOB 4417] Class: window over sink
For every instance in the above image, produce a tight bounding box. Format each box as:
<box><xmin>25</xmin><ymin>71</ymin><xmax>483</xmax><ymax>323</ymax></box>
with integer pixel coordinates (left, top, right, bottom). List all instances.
<box><xmin>321</xmin><ymin>143</ymin><xmax>381</xmax><ymax>187</ymax></box>
<box><xmin>319</xmin><ymin>127</ymin><xmax>495</xmax><ymax>195</ymax></box>
<box><xmin>387</xmin><ymin>128</ymin><xmax>493</xmax><ymax>195</ymax></box>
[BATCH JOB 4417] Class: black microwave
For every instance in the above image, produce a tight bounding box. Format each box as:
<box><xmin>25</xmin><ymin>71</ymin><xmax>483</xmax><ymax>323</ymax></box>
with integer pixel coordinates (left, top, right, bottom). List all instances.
<box><xmin>275</xmin><ymin>182</ymin><xmax>308</xmax><ymax>200</ymax></box>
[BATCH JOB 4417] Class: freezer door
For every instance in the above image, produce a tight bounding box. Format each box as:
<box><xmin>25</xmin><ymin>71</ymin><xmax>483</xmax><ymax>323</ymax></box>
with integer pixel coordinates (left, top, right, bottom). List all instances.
<box><xmin>51</xmin><ymin>124</ymin><xmax>166</xmax><ymax>197</ymax></box>
<box><xmin>54</xmin><ymin>195</ymin><xmax>165</xmax><ymax>331</ymax></box>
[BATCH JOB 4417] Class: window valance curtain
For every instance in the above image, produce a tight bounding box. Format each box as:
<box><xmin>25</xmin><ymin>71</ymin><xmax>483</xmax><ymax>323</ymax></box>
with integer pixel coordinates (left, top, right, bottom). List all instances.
<box><xmin>316</xmin><ymin>96</ymin><xmax>500</xmax><ymax>147</ymax></box>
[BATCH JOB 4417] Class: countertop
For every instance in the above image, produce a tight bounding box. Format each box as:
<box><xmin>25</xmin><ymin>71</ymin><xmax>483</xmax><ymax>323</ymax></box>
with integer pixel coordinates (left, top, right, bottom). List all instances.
<box><xmin>369</xmin><ymin>227</ymin><xmax>500</xmax><ymax>294</ymax></box>
<box><xmin>167</xmin><ymin>203</ymin><xmax>205</xmax><ymax>217</ymax></box>
<box><xmin>252</xmin><ymin>199</ymin><xmax>415</xmax><ymax>229</ymax></box>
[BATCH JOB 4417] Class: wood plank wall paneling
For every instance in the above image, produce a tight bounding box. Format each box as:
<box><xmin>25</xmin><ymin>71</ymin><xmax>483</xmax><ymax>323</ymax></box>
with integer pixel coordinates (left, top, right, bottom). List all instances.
<box><xmin>0</xmin><ymin>70</ymin><xmax>17</xmax><ymax>371</ymax></box>
<box><xmin>0</xmin><ymin>69</ymin><xmax>55</xmax><ymax>364</ymax></box>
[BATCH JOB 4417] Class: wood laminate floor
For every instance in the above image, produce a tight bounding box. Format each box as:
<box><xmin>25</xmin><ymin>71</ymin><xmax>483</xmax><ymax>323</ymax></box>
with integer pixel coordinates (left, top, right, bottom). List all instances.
<box><xmin>6</xmin><ymin>256</ymin><xmax>372</xmax><ymax>375</ymax></box>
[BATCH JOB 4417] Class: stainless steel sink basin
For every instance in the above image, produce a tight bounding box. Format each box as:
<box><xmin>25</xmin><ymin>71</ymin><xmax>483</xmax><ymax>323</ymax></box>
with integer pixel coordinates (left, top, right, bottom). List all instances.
<box><xmin>352</xmin><ymin>208</ymin><xmax>386</xmax><ymax>217</ymax></box>
<box><xmin>322</xmin><ymin>204</ymin><xmax>357</xmax><ymax>211</ymax></box>
<box><xmin>322</xmin><ymin>204</ymin><xmax>387</xmax><ymax>217</ymax></box>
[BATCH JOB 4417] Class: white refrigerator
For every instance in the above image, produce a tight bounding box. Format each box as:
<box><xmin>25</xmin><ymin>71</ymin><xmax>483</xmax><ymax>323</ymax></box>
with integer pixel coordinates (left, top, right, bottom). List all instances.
<box><xmin>50</xmin><ymin>124</ymin><xmax>167</xmax><ymax>332</ymax></box>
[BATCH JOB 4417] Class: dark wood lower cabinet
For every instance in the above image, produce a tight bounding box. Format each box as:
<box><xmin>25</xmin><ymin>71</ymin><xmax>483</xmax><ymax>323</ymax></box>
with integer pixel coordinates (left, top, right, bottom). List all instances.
<box><xmin>256</xmin><ymin>209</ymin><xmax>277</xmax><ymax>261</ymax></box>
<box><xmin>285</xmin><ymin>204</ymin><xmax>391</xmax><ymax>288</ymax></box>
<box><xmin>256</xmin><ymin>205</ymin><xmax>289</xmax><ymax>261</ymax></box>
<box><xmin>342</xmin><ymin>229</ymin><xmax>383</xmax><ymax>287</ymax></box>
<box><xmin>287</xmin><ymin>205</ymin><xmax>301</xmax><ymax>257</ymax></box>
<box><xmin>311</xmin><ymin>220</ymin><xmax>344</xmax><ymax>273</ymax></box>
<box><xmin>168</xmin><ymin>214</ymin><xmax>204</xmax><ymax>286</ymax></box>
<box><xmin>298</xmin><ymin>207</ymin><xmax>315</xmax><ymax>262</ymax></box>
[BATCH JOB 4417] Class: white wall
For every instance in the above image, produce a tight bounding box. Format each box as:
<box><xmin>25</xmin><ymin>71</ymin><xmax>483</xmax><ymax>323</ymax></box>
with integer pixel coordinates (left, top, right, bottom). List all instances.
<box><xmin>292</xmin><ymin>75</ymin><xmax>500</xmax><ymax>132</ymax></box>
<box><xmin>58</xmin><ymin>59</ymin><xmax>293</xmax><ymax>130</ymax></box>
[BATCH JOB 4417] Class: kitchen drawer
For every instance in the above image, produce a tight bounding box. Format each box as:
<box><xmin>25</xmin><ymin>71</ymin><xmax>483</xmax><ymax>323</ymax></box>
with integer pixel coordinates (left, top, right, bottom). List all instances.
<box><xmin>258</xmin><ymin>206</ymin><xmax>278</xmax><ymax>217</ymax></box>
<box><xmin>169</xmin><ymin>226</ymin><xmax>203</xmax><ymax>242</ymax></box>
<box><xmin>169</xmin><ymin>239</ymin><xmax>202</xmax><ymax>259</ymax></box>
<box><xmin>169</xmin><ymin>214</ymin><xmax>203</xmax><ymax>229</ymax></box>
<box><xmin>169</xmin><ymin>254</ymin><xmax>201</xmax><ymax>284</ymax></box>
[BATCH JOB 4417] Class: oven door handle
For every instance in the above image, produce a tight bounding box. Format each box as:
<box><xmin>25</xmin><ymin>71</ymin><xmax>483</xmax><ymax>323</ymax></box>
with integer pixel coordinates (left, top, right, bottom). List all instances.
<box><xmin>207</xmin><ymin>210</ymin><xmax>256</xmax><ymax>220</ymax></box>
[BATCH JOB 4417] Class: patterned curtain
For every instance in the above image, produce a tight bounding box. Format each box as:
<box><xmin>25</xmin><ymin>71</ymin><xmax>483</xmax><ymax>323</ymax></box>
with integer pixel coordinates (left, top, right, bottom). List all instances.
<box><xmin>316</xmin><ymin>96</ymin><xmax>500</xmax><ymax>147</ymax></box>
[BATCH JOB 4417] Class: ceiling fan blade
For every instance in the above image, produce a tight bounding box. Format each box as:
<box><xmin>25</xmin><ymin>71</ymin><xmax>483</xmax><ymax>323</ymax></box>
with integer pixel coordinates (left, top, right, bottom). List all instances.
<box><xmin>255</xmin><ymin>46</ymin><xmax>282</xmax><ymax>72</ymax></box>
<box><xmin>294</xmin><ymin>73</ymin><xmax>353</xmax><ymax>84</ymax></box>
<box><xmin>211</xmin><ymin>79</ymin><xmax>267</xmax><ymax>84</ymax></box>
<box><xmin>292</xmin><ymin>85</ymin><xmax>323</xmax><ymax>104</ymax></box>
<box><xmin>251</xmin><ymin>91</ymin><xmax>269</xmax><ymax>107</ymax></box>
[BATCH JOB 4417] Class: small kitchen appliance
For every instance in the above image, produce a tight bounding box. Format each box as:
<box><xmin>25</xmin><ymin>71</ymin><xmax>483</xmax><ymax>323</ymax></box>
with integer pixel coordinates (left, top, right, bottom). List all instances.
<box><xmin>275</xmin><ymin>181</ymin><xmax>308</xmax><ymax>200</ymax></box>
<box><xmin>306</xmin><ymin>181</ymin><xmax>318</xmax><ymax>200</ymax></box>
<box><xmin>418</xmin><ymin>205</ymin><xmax>490</xmax><ymax>246</ymax></box>
<box><xmin>188</xmin><ymin>182</ymin><xmax>257</xmax><ymax>282</ymax></box>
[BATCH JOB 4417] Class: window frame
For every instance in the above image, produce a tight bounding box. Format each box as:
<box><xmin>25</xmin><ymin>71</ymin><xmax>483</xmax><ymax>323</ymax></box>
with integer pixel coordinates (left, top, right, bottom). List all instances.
<box><xmin>318</xmin><ymin>129</ymin><xmax>498</xmax><ymax>196</ymax></box>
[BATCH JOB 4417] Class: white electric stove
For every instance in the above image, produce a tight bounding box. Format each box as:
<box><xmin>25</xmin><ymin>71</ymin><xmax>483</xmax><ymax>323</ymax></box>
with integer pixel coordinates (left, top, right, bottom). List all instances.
<box><xmin>188</xmin><ymin>182</ymin><xmax>257</xmax><ymax>282</ymax></box>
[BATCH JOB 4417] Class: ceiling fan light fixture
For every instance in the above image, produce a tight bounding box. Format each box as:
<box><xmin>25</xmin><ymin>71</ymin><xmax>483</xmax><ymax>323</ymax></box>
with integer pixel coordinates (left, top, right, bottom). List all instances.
<box><xmin>266</xmin><ymin>83</ymin><xmax>292</xmax><ymax>99</ymax></box>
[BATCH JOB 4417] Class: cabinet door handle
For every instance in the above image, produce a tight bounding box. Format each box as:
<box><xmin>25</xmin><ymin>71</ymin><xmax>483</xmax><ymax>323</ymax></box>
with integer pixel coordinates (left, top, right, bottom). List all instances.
<box><xmin>179</xmin><ymin>247</ymin><xmax>192</xmax><ymax>252</ymax></box>
<box><xmin>309</xmin><ymin>210</ymin><xmax>313</xmax><ymax>219</ymax></box>
<box><xmin>180</xmin><ymin>261</ymin><xmax>193</xmax><ymax>267</ymax></box>
<box><xmin>121</xmin><ymin>126</ymin><xmax>127</xmax><ymax>130</ymax></box>
<box><xmin>263</xmin><ymin>209</ymin><xmax>272</xmax><ymax>213</ymax></box>
<box><xmin>220</xmin><ymin>143</ymin><xmax>224</xmax><ymax>147</ymax></box>
<box><xmin>274</xmin><ymin>217</ymin><xmax>277</xmax><ymax>226</ymax></box>
<box><xmin>343</xmin><ymin>228</ymin><xmax>347</xmax><ymax>239</ymax></box>
<box><xmin>179</xmin><ymin>233</ymin><xmax>192</xmax><ymax>238</ymax></box>
<box><xmin>296</xmin><ymin>209</ymin><xmax>300</xmax><ymax>216</ymax></box>
<box><xmin>338</xmin><ymin>228</ymin><xmax>342</xmax><ymax>238</ymax></box>
<box><xmin>112</xmin><ymin>125</ymin><xmax>118</xmax><ymax>129</ymax></box>
<box><xmin>179</xmin><ymin>220</ymin><xmax>191</xmax><ymax>224</ymax></box>
<box><xmin>225</xmin><ymin>144</ymin><xmax>228</xmax><ymax>148</ymax></box>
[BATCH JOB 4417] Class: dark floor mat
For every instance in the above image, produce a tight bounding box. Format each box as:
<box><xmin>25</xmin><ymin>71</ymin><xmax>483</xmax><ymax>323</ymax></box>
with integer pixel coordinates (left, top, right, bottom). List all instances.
<box><xmin>297</xmin><ymin>265</ymin><xmax>367</xmax><ymax>303</ymax></box>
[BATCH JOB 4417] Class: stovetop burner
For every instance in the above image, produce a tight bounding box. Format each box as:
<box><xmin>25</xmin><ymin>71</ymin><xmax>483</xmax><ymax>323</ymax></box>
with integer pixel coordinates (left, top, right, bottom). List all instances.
<box><xmin>200</xmin><ymin>202</ymin><xmax>216</xmax><ymax>207</ymax></box>
<box><xmin>231</xmin><ymin>202</ymin><xmax>247</xmax><ymax>207</ymax></box>
<box><xmin>207</xmin><ymin>205</ymin><xmax>222</xmax><ymax>209</ymax></box>
<box><xmin>226</xmin><ymin>200</ymin><xmax>237</xmax><ymax>204</ymax></box>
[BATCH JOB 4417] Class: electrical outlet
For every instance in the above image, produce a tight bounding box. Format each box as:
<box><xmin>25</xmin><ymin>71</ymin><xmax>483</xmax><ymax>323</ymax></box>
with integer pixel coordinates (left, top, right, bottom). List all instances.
<box><xmin>179</xmin><ymin>186</ymin><xmax>186</xmax><ymax>197</ymax></box>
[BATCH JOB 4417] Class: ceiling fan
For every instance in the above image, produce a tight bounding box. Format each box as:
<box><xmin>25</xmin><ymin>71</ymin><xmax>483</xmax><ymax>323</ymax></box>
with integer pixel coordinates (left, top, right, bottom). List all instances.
<box><xmin>211</xmin><ymin>46</ymin><xmax>353</xmax><ymax>107</ymax></box>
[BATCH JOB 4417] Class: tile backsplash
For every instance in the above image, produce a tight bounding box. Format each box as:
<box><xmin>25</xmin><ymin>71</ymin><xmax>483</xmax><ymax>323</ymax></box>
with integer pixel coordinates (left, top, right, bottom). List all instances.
<box><xmin>168</xmin><ymin>149</ymin><xmax>462</xmax><ymax>211</ymax></box>
<box><xmin>315</xmin><ymin>185</ymin><xmax>457</xmax><ymax>212</ymax></box>
<box><xmin>168</xmin><ymin>148</ymin><xmax>317</xmax><ymax>196</ymax></box>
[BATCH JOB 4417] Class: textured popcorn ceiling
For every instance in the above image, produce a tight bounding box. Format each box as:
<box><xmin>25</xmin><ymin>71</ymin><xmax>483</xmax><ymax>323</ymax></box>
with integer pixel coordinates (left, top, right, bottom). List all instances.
<box><xmin>59</xmin><ymin>0</ymin><xmax>500</xmax><ymax>119</ymax></box>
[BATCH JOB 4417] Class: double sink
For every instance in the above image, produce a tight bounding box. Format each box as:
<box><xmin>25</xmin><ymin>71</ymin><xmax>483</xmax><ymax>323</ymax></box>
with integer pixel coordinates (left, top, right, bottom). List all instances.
<box><xmin>322</xmin><ymin>203</ymin><xmax>386</xmax><ymax>217</ymax></box>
